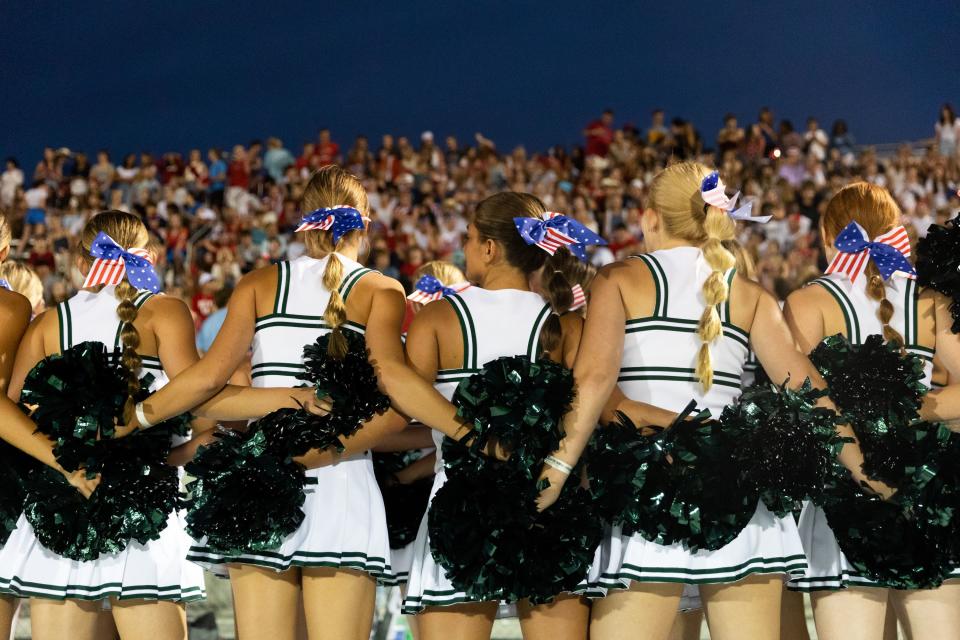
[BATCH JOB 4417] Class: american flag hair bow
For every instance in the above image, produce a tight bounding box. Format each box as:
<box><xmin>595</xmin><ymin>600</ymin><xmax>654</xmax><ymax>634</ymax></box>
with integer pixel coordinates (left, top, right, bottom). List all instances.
<box><xmin>569</xmin><ymin>284</ymin><xmax>587</xmax><ymax>312</ymax></box>
<box><xmin>700</xmin><ymin>171</ymin><xmax>770</xmax><ymax>223</ymax></box>
<box><xmin>0</xmin><ymin>279</ymin><xmax>10</xmax><ymax>291</ymax></box>
<box><xmin>295</xmin><ymin>205</ymin><xmax>367</xmax><ymax>243</ymax></box>
<box><xmin>82</xmin><ymin>232</ymin><xmax>160</xmax><ymax>293</ymax></box>
<box><xmin>513</xmin><ymin>212</ymin><xmax>606</xmax><ymax>261</ymax></box>
<box><xmin>825</xmin><ymin>221</ymin><xmax>915</xmax><ymax>283</ymax></box>
<box><xmin>407</xmin><ymin>275</ymin><xmax>464</xmax><ymax>304</ymax></box>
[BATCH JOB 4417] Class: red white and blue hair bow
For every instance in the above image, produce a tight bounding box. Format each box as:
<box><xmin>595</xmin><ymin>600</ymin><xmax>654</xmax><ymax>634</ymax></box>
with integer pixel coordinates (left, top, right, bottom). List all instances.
<box><xmin>0</xmin><ymin>279</ymin><xmax>10</xmax><ymax>291</ymax></box>
<box><xmin>825</xmin><ymin>221</ymin><xmax>915</xmax><ymax>283</ymax></box>
<box><xmin>700</xmin><ymin>172</ymin><xmax>770</xmax><ymax>223</ymax></box>
<box><xmin>407</xmin><ymin>275</ymin><xmax>460</xmax><ymax>304</ymax></box>
<box><xmin>82</xmin><ymin>232</ymin><xmax>160</xmax><ymax>293</ymax></box>
<box><xmin>513</xmin><ymin>211</ymin><xmax>606</xmax><ymax>261</ymax></box>
<box><xmin>295</xmin><ymin>205</ymin><xmax>367</xmax><ymax>243</ymax></box>
<box><xmin>569</xmin><ymin>284</ymin><xmax>587</xmax><ymax>312</ymax></box>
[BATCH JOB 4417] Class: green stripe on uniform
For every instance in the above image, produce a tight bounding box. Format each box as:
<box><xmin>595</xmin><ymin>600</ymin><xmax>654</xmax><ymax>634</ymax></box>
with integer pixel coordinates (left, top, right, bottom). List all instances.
<box><xmin>812</xmin><ymin>278</ymin><xmax>860</xmax><ymax>343</ymax></box>
<box><xmin>445</xmin><ymin>295</ymin><xmax>477</xmax><ymax>370</ymax></box>
<box><xmin>527</xmin><ymin>304</ymin><xmax>552</xmax><ymax>360</ymax></box>
<box><xmin>339</xmin><ymin>268</ymin><xmax>374</xmax><ymax>302</ymax></box>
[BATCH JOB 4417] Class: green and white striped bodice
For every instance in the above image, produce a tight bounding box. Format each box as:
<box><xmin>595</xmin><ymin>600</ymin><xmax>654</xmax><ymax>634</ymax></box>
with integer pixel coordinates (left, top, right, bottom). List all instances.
<box><xmin>430</xmin><ymin>287</ymin><xmax>552</xmax><ymax>463</ymax></box>
<box><xmin>57</xmin><ymin>285</ymin><xmax>167</xmax><ymax>390</ymax></box>
<box><xmin>620</xmin><ymin>246</ymin><xmax>749</xmax><ymax>416</ymax></box>
<box><xmin>250</xmin><ymin>254</ymin><xmax>373</xmax><ymax>388</ymax></box>
<box><xmin>809</xmin><ymin>273</ymin><xmax>933</xmax><ymax>386</ymax></box>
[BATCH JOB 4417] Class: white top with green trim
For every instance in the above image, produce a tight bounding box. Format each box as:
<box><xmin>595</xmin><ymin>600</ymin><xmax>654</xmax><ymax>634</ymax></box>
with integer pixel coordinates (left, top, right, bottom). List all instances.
<box><xmin>809</xmin><ymin>272</ymin><xmax>932</xmax><ymax>386</ymax></box>
<box><xmin>622</xmin><ymin>246</ymin><xmax>748</xmax><ymax>416</ymax></box>
<box><xmin>251</xmin><ymin>253</ymin><xmax>373</xmax><ymax>388</ymax></box>
<box><xmin>430</xmin><ymin>287</ymin><xmax>552</xmax><ymax>470</ymax></box>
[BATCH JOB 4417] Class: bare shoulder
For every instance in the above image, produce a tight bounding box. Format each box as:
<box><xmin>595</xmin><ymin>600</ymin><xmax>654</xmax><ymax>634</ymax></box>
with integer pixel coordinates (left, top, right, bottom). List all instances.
<box><xmin>354</xmin><ymin>270</ymin><xmax>404</xmax><ymax>296</ymax></box>
<box><xmin>597</xmin><ymin>258</ymin><xmax>646</xmax><ymax>287</ymax></box>
<box><xmin>238</xmin><ymin>263</ymin><xmax>279</xmax><ymax>292</ymax></box>
<box><xmin>0</xmin><ymin>289</ymin><xmax>31</xmax><ymax>326</ymax></box>
<box><xmin>784</xmin><ymin>279</ymin><xmax>829</xmax><ymax>308</ymax></box>
<box><xmin>412</xmin><ymin>296</ymin><xmax>457</xmax><ymax>328</ymax></box>
<box><xmin>142</xmin><ymin>293</ymin><xmax>191</xmax><ymax>315</ymax></box>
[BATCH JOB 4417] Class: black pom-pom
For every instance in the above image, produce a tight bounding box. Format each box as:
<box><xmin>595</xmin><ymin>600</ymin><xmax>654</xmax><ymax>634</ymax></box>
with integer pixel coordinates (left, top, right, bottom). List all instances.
<box><xmin>18</xmin><ymin>342</ymin><xmax>189</xmax><ymax>560</ymax></box>
<box><xmin>724</xmin><ymin>379</ymin><xmax>844</xmax><ymax>516</ymax></box>
<box><xmin>184</xmin><ymin>331</ymin><xmax>389</xmax><ymax>554</ymax></box>
<box><xmin>0</xmin><ymin>440</ymin><xmax>36</xmax><ymax>545</ymax></box>
<box><xmin>445</xmin><ymin>356</ymin><xmax>575</xmax><ymax>475</ymax></box>
<box><xmin>811</xmin><ymin>334</ymin><xmax>926</xmax><ymax>483</ymax></box>
<box><xmin>587</xmin><ymin>406</ymin><xmax>756</xmax><ymax>552</ymax></box>
<box><xmin>429</xmin><ymin>445</ymin><xmax>601</xmax><ymax>604</ymax></box>
<box><xmin>374</xmin><ymin>451</ymin><xmax>433</xmax><ymax>549</ymax></box>
<box><xmin>428</xmin><ymin>356</ymin><xmax>598</xmax><ymax>603</ymax></box>
<box><xmin>185</xmin><ymin>427</ymin><xmax>309</xmax><ymax>556</ymax></box>
<box><xmin>300</xmin><ymin>331</ymin><xmax>391</xmax><ymax>451</ymax></box>
<box><xmin>916</xmin><ymin>214</ymin><xmax>960</xmax><ymax>333</ymax></box>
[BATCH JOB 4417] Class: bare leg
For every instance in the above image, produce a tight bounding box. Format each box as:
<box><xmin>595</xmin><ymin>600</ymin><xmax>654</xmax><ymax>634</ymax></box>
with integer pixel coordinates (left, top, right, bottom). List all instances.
<box><xmin>591</xmin><ymin>582</ymin><xmax>684</xmax><ymax>640</ymax></box>
<box><xmin>518</xmin><ymin>593</ymin><xmax>589</xmax><ymax>640</ymax></box>
<box><xmin>29</xmin><ymin>598</ymin><xmax>106</xmax><ymax>640</ymax></box>
<box><xmin>110</xmin><ymin>599</ymin><xmax>187</xmax><ymax>640</ymax></box>
<box><xmin>417</xmin><ymin>601</ymin><xmax>498</xmax><ymax>640</ymax></box>
<box><xmin>301</xmin><ymin>567</ymin><xmax>376</xmax><ymax>640</ymax></box>
<box><xmin>810</xmin><ymin>588</ymin><xmax>888</xmax><ymax>640</ymax></box>
<box><xmin>780</xmin><ymin>589</ymin><xmax>811</xmax><ymax>640</ymax></box>
<box><xmin>890</xmin><ymin>582</ymin><xmax>960</xmax><ymax>640</ymax></box>
<box><xmin>399</xmin><ymin>584</ymin><xmax>421</xmax><ymax>640</ymax></box>
<box><xmin>229</xmin><ymin>564</ymin><xmax>301</xmax><ymax>640</ymax></box>
<box><xmin>669</xmin><ymin>609</ymin><xmax>703</xmax><ymax>640</ymax></box>
<box><xmin>0</xmin><ymin>596</ymin><xmax>16</xmax><ymax>640</ymax></box>
<box><xmin>700</xmin><ymin>575</ymin><xmax>782</xmax><ymax>640</ymax></box>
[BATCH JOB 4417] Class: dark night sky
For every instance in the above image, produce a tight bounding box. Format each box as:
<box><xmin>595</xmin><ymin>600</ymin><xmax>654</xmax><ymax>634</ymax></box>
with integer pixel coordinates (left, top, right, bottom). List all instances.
<box><xmin>1</xmin><ymin>0</ymin><xmax>958</xmax><ymax>165</ymax></box>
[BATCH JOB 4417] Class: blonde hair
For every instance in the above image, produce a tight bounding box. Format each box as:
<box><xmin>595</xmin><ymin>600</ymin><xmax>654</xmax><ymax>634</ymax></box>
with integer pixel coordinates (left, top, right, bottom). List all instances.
<box><xmin>648</xmin><ymin>161</ymin><xmax>737</xmax><ymax>390</ymax></box>
<box><xmin>0</xmin><ymin>214</ymin><xmax>10</xmax><ymax>253</ymax></box>
<box><xmin>300</xmin><ymin>166</ymin><xmax>370</xmax><ymax>359</ymax></box>
<box><xmin>0</xmin><ymin>262</ymin><xmax>43</xmax><ymax>309</ymax></box>
<box><xmin>79</xmin><ymin>210</ymin><xmax>150</xmax><ymax>410</ymax></box>
<box><xmin>414</xmin><ymin>260</ymin><xmax>465</xmax><ymax>286</ymax></box>
<box><xmin>822</xmin><ymin>182</ymin><xmax>906</xmax><ymax>348</ymax></box>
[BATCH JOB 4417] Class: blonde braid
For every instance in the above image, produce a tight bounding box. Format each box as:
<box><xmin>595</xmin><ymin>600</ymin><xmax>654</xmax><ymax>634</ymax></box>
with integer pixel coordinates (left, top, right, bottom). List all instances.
<box><xmin>695</xmin><ymin>208</ymin><xmax>736</xmax><ymax>390</ymax></box>
<box><xmin>321</xmin><ymin>253</ymin><xmax>349</xmax><ymax>359</ymax></box>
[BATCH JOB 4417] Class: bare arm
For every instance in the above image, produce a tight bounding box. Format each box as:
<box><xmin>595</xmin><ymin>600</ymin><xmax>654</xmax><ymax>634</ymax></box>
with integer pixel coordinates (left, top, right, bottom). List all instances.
<box><xmin>783</xmin><ymin>287</ymin><xmax>894</xmax><ymax>498</ymax></box>
<box><xmin>920</xmin><ymin>292</ymin><xmax>960</xmax><ymax>422</ymax></box>
<box><xmin>394</xmin><ymin>452</ymin><xmax>437</xmax><ymax>484</ymax></box>
<box><xmin>372</xmin><ymin>424</ymin><xmax>436</xmax><ymax>452</ymax></box>
<box><xmin>365</xmin><ymin>283</ymin><xmax>469</xmax><ymax>440</ymax></box>
<box><xmin>133</xmin><ymin>275</ymin><xmax>258</xmax><ymax>426</ymax></box>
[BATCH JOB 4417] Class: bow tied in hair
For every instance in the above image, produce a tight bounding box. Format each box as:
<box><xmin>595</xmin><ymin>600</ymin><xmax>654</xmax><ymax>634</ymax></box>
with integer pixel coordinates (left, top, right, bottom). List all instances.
<box><xmin>825</xmin><ymin>221</ymin><xmax>916</xmax><ymax>283</ymax></box>
<box><xmin>407</xmin><ymin>275</ymin><xmax>463</xmax><ymax>304</ymax></box>
<box><xmin>513</xmin><ymin>212</ymin><xmax>606</xmax><ymax>261</ymax></box>
<box><xmin>569</xmin><ymin>284</ymin><xmax>587</xmax><ymax>312</ymax></box>
<box><xmin>700</xmin><ymin>171</ymin><xmax>770</xmax><ymax>223</ymax></box>
<box><xmin>82</xmin><ymin>232</ymin><xmax>161</xmax><ymax>293</ymax></box>
<box><xmin>0</xmin><ymin>279</ymin><xmax>10</xmax><ymax>292</ymax></box>
<box><xmin>295</xmin><ymin>205</ymin><xmax>367</xmax><ymax>243</ymax></box>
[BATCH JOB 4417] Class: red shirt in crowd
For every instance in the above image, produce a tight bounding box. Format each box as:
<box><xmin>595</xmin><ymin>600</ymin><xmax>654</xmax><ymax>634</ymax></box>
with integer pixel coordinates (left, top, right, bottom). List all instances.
<box><xmin>585</xmin><ymin>119</ymin><xmax>613</xmax><ymax>157</ymax></box>
<box><xmin>191</xmin><ymin>292</ymin><xmax>216</xmax><ymax>327</ymax></box>
<box><xmin>315</xmin><ymin>141</ymin><xmax>340</xmax><ymax>166</ymax></box>
<box><xmin>227</xmin><ymin>160</ymin><xmax>250</xmax><ymax>189</ymax></box>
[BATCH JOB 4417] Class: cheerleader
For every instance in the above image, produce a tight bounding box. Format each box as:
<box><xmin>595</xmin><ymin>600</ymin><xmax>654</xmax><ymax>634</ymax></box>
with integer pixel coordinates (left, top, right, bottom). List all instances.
<box><xmin>126</xmin><ymin>166</ymin><xmax>479</xmax><ymax>640</ymax></box>
<box><xmin>0</xmin><ymin>211</ymin><xmax>205</xmax><ymax>640</ymax></box>
<box><xmin>782</xmin><ymin>183</ymin><xmax>960</xmax><ymax>639</ymax></box>
<box><xmin>537</xmin><ymin>162</ymin><xmax>840</xmax><ymax>640</ymax></box>
<box><xmin>395</xmin><ymin>192</ymin><xmax>660</xmax><ymax>640</ymax></box>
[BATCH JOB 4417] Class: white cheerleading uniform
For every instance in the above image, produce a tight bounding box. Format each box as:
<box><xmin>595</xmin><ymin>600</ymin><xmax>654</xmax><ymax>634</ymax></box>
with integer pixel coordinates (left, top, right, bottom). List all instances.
<box><xmin>0</xmin><ymin>286</ymin><xmax>206</xmax><ymax>602</ymax></box>
<box><xmin>585</xmin><ymin>247</ymin><xmax>806</xmax><ymax>598</ymax></box>
<box><xmin>788</xmin><ymin>272</ymin><xmax>957</xmax><ymax>590</ymax></box>
<box><xmin>402</xmin><ymin>287</ymin><xmax>556</xmax><ymax>614</ymax></box>
<box><xmin>186</xmin><ymin>254</ymin><xmax>394</xmax><ymax>583</ymax></box>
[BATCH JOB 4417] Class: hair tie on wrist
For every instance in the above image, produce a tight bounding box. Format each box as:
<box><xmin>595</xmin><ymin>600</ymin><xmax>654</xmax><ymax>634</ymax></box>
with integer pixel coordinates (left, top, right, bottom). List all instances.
<box><xmin>544</xmin><ymin>455</ymin><xmax>574</xmax><ymax>475</ymax></box>
<box><xmin>134</xmin><ymin>402</ymin><xmax>153</xmax><ymax>429</ymax></box>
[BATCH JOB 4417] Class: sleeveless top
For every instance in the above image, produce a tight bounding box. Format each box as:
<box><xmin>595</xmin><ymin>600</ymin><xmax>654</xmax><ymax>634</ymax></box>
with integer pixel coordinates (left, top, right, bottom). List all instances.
<box><xmin>429</xmin><ymin>287</ymin><xmax>553</xmax><ymax>469</ymax></box>
<box><xmin>56</xmin><ymin>286</ymin><xmax>187</xmax><ymax>446</ymax></box>
<box><xmin>809</xmin><ymin>272</ymin><xmax>933</xmax><ymax>385</ymax></box>
<box><xmin>56</xmin><ymin>285</ymin><xmax>167</xmax><ymax>389</ymax></box>
<box><xmin>621</xmin><ymin>246</ymin><xmax>749</xmax><ymax>416</ymax></box>
<box><xmin>250</xmin><ymin>254</ymin><xmax>374</xmax><ymax>388</ymax></box>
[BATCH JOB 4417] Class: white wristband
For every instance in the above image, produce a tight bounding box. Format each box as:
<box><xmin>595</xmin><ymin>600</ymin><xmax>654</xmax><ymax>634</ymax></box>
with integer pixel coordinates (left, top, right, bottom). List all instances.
<box><xmin>544</xmin><ymin>455</ymin><xmax>574</xmax><ymax>475</ymax></box>
<box><xmin>135</xmin><ymin>402</ymin><xmax>153</xmax><ymax>429</ymax></box>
